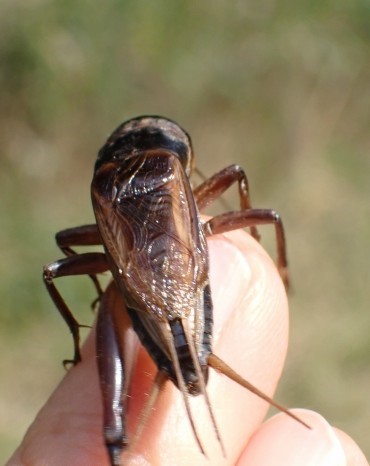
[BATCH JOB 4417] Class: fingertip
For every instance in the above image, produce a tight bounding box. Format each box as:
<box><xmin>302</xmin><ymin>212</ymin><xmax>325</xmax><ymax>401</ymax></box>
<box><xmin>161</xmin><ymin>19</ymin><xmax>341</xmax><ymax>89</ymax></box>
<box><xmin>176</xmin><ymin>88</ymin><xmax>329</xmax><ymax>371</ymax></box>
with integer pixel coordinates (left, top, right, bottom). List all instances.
<box><xmin>208</xmin><ymin>229</ymin><xmax>289</xmax><ymax>350</ymax></box>
<box><xmin>200</xmin><ymin>231</ymin><xmax>291</xmax><ymax>461</ymax></box>
<box><xmin>333</xmin><ymin>428</ymin><xmax>369</xmax><ymax>466</ymax></box>
<box><xmin>129</xmin><ymin>231</ymin><xmax>292</xmax><ymax>465</ymax></box>
<box><xmin>208</xmin><ymin>230</ymin><xmax>289</xmax><ymax>394</ymax></box>
<box><xmin>237</xmin><ymin>409</ymin><xmax>347</xmax><ymax>466</ymax></box>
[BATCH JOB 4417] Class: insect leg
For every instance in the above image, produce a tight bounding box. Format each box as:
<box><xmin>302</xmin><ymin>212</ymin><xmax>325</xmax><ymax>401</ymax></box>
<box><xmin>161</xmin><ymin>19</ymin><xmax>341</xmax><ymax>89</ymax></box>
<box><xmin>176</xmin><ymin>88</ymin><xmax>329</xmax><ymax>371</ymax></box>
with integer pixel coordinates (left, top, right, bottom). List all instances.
<box><xmin>55</xmin><ymin>224</ymin><xmax>104</xmax><ymax>301</ymax></box>
<box><xmin>43</xmin><ymin>252</ymin><xmax>109</xmax><ymax>366</ymax></box>
<box><xmin>193</xmin><ymin>165</ymin><xmax>260</xmax><ymax>240</ymax></box>
<box><xmin>55</xmin><ymin>224</ymin><xmax>102</xmax><ymax>252</ymax></box>
<box><xmin>203</xmin><ymin>209</ymin><xmax>289</xmax><ymax>290</ymax></box>
<box><xmin>96</xmin><ymin>281</ymin><xmax>128</xmax><ymax>466</ymax></box>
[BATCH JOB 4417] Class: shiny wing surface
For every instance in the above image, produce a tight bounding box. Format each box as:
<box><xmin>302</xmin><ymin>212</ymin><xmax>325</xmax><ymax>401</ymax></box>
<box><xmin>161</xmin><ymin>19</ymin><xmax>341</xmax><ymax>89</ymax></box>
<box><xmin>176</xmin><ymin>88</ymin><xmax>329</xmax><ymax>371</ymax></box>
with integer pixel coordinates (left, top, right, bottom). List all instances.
<box><xmin>91</xmin><ymin>150</ymin><xmax>209</xmax><ymax>322</ymax></box>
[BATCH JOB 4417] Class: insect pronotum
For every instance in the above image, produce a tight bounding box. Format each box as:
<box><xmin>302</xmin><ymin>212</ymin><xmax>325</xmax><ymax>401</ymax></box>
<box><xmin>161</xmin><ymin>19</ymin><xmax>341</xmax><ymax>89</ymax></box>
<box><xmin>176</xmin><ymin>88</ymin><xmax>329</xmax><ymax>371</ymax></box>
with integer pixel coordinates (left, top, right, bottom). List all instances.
<box><xmin>43</xmin><ymin>116</ymin><xmax>309</xmax><ymax>465</ymax></box>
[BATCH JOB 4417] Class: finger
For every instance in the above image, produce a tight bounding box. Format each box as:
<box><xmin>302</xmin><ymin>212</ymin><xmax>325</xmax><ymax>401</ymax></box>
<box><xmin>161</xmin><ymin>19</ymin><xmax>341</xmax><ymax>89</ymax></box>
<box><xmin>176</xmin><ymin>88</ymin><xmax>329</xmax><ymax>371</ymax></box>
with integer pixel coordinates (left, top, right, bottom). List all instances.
<box><xmin>236</xmin><ymin>409</ymin><xmax>368</xmax><ymax>466</ymax></box>
<box><xmin>333</xmin><ymin>428</ymin><xmax>369</xmax><ymax>466</ymax></box>
<box><xmin>7</xmin><ymin>326</ymin><xmax>110</xmax><ymax>466</ymax></box>
<box><xmin>8</xmin><ymin>229</ymin><xmax>289</xmax><ymax>466</ymax></box>
<box><xmin>7</xmin><ymin>282</ymin><xmax>137</xmax><ymax>466</ymax></box>
<box><xmin>128</xmin><ymin>229</ymin><xmax>290</xmax><ymax>465</ymax></box>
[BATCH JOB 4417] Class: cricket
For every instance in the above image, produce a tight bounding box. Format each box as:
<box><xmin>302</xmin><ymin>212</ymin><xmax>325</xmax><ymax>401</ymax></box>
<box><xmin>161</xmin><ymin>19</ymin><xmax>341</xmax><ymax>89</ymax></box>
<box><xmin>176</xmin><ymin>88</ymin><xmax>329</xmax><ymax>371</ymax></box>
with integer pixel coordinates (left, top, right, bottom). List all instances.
<box><xmin>43</xmin><ymin>116</ymin><xmax>308</xmax><ymax>465</ymax></box>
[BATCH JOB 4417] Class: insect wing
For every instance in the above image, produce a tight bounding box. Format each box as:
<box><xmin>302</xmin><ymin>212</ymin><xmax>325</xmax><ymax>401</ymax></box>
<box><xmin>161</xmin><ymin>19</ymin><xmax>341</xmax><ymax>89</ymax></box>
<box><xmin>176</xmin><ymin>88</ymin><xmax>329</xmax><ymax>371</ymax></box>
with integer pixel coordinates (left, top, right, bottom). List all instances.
<box><xmin>91</xmin><ymin>151</ymin><xmax>209</xmax><ymax>346</ymax></box>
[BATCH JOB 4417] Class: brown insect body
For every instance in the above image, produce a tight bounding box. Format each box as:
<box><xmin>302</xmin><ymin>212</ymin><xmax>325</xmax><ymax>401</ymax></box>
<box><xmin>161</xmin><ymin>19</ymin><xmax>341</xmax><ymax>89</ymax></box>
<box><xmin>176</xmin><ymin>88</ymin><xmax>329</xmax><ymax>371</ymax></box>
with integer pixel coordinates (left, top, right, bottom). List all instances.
<box><xmin>91</xmin><ymin>118</ymin><xmax>212</xmax><ymax>394</ymax></box>
<box><xmin>43</xmin><ymin>116</ymin><xmax>308</xmax><ymax>466</ymax></box>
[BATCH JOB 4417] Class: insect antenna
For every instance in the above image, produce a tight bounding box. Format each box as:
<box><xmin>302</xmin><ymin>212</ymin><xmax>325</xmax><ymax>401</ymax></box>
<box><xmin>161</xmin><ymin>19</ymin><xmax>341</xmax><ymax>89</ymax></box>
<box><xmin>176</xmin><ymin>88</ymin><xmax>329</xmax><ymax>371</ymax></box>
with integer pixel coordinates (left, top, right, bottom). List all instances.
<box><xmin>207</xmin><ymin>353</ymin><xmax>311</xmax><ymax>429</ymax></box>
<box><xmin>182</xmin><ymin>319</ymin><xmax>226</xmax><ymax>457</ymax></box>
<box><xmin>165</xmin><ymin>324</ymin><xmax>207</xmax><ymax>457</ymax></box>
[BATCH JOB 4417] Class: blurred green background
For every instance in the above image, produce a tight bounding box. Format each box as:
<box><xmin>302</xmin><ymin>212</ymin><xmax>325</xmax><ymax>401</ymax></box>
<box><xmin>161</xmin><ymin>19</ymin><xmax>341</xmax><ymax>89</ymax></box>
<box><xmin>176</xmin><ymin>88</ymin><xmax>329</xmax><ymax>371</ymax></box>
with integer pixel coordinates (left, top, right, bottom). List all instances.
<box><xmin>1</xmin><ymin>0</ymin><xmax>369</xmax><ymax>461</ymax></box>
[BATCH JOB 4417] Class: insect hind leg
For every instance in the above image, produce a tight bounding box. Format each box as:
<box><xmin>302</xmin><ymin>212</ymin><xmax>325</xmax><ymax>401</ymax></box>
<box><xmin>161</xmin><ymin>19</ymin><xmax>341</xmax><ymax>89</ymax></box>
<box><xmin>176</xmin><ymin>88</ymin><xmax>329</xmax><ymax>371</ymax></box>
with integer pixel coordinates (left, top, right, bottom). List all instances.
<box><xmin>203</xmin><ymin>208</ymin><xmax>289</xmax><ymax>290</ymax></box>
<box><xmin>193</xmin><ymin>164</ymin><xmax>260</xmax><ymax>241</ymax></box>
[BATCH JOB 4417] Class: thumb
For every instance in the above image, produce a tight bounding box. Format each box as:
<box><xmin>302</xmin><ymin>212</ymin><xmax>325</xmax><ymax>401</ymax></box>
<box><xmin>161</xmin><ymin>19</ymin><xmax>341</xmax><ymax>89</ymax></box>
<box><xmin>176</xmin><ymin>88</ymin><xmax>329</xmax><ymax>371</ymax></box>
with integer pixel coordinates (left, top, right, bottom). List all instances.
<box><xmin>237</xmin><ymin>409</ymin><xmax>368</xmax><ymax>466</ymax></box>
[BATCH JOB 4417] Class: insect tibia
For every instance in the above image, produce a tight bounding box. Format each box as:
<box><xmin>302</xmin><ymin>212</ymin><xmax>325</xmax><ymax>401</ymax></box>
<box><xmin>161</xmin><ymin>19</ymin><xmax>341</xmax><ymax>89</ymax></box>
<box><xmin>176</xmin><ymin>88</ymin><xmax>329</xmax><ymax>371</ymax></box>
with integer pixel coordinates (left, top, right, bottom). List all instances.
<box><xmin>207</xmin><ymin>353</ymin><xmax>311</xmax><ymax>429</ymax></box>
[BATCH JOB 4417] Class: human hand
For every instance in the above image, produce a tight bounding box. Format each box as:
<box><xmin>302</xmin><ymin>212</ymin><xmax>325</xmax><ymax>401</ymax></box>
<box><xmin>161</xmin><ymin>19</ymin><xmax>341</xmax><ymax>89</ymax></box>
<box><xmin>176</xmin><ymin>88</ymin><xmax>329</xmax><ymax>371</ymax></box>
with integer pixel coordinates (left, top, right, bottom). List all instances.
<box><xmin>8</xmin><ymin>230</ymin><xmax>368</xmax><ymax>465</ymax></box>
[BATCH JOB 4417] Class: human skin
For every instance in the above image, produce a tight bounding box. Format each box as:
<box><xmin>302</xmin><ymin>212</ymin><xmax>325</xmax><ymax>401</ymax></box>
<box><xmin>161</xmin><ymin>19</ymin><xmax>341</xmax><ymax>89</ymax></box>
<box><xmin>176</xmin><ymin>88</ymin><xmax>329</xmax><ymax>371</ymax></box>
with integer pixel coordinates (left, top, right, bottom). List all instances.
<box><xmin>7</xmin><ymin>230</ymin><xmax>369</xmax><ymax>465</ymax></box>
